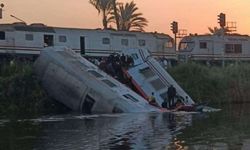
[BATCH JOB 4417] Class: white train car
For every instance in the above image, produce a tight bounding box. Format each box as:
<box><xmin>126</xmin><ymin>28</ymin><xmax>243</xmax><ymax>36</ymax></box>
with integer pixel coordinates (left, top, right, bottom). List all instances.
<box><xmin>0</xmin><ymin>22</ymin><xmax>175</xmax><ymax>59</ymax></box>
<box><xmin>178</xmin><ymin>34</ymin><xmax>250</xmax><ymax>62</ymax></box>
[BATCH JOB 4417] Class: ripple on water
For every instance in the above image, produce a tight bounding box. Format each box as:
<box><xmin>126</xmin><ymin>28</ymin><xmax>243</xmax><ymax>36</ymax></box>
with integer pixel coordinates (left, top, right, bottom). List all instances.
<box><xmin>0</xmin><ymin>119</ymin><xmax>9</xmax><ymax>126</ymax></box>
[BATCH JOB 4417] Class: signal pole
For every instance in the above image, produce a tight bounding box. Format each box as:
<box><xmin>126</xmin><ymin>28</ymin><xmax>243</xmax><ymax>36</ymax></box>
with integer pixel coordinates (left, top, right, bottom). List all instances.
<box><xmin>171</xmin><ymin>21</ymin><xmax>178</xmax><ymax>51</ymax></box>
<box><xmin>218</xmin><ymin>13</ymin><xmax>226</xmax><ymax>67</ymax></box>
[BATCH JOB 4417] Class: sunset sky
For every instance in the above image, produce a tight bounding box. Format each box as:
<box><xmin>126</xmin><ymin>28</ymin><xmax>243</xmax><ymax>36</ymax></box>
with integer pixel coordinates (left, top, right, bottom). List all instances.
<box><xmin>1</xmin><ymin>0</ymin><xmax>250</xmax><ymax>35</ymax></box>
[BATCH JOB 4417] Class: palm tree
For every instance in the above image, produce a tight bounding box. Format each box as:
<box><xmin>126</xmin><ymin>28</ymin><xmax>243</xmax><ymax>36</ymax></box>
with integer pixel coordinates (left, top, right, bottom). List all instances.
<box><xmin>89</xmin><ymin>0</ymin><xmax>113</xmax><ymax>29</ymax></box>
<box><xmin>111</xmin><ymin>0</ymin><xmax>120</xmax><ymax>30</ymax></box>
<box><xmin>115</xmin><ymin>1</ymin><xmax>148</xmax><ymax>31</ymax></box>
<box><xmin>208</xmin><ymin>26</ymin><xmax>230</xmax><ymax>35</ymax></box>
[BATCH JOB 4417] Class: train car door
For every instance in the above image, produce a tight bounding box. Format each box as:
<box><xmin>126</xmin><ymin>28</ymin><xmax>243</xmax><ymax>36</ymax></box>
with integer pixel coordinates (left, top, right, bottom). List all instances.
<box><xmin>80</xmin><ymin>36</ymin><xmax>85</xmax><ymax>55</ymax></box>
<box><xmin>44</xmin><ymin>34</ymin><xmax>54</xmax><ymax>47</ymax></box>
<box><xmin>81</xmin><ymin>95</ymin><xmax>95</xmax><ymax>114</ymax></box>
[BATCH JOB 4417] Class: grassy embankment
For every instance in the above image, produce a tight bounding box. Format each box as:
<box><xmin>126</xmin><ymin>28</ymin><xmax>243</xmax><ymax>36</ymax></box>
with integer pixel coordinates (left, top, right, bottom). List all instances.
<box><xmin>0</xmin><ymin>61</ymin><xmax>69</xmax><ymax>119</ymax></box>
<box><xmin>168</xmin><ymin>62</ymin><xmax>250</xmax><ymax>105</ymax></box>
<box><xmin>1</xmin><ymin>60</ymin><xmax>250</xmax><ymax>118</ymax></box>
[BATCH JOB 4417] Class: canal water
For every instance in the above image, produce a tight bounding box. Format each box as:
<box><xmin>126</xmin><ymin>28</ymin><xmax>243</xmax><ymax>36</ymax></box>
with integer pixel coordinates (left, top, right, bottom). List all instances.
<box><xmin>0</xmin><ymin>104</ymin><xmax>250</xmax><ymax>150</ymax></box>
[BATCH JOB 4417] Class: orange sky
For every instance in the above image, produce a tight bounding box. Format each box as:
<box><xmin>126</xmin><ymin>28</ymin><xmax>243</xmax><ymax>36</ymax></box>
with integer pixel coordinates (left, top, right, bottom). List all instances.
<box><xmin>1</xmin><ymin>0</ymin><xmax>250</xmax><ymax>36</ymax></box>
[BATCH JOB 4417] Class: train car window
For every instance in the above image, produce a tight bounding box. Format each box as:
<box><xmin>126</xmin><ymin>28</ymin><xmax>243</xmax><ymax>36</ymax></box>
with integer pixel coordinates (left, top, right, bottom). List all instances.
<box><xmin>160</xmin><ymin>91</ymin><xmax>168</xmax><ymax>100</ymax></box>
<box><xmin>131</xmin><ymin>53</ymin><xmax>139</xmax><ymax>60</ymax></box>
<box><xmin>121</xmin><ymin>39</ymin><xmax>128</xmax><ymax>46</ymax></box>
<box><xmin>88</xmin><ymin>70</ymin><xmax>104</xmax><ymax>78</ymax></box>
<box><xmin>150</xmin><ymin>78</ymin><xmax>165</xmax><ymax>91</ymax></box>
<box><xmin>139</xmin><ymin>67</ymin><xmax>155</xmax><ymax>78</ymax></box>
<box><xmin>225</xmin><ymin>44</ymin><xmax>242</xmax><ymax>53</ymax></box>
<box><xmin>165</xmin><ymin>41</ymin><xmax>173</xmax><ymax>48</ymax></box>
<box><xmin>123</xmin><ymin>94</ymin><xmax>139</xmax><ymax>102</ymax></box>
<box><xmin>102</xmin><ymin>79</ymin><xmax>117</xmax><ymax>87</ymax></box>
<box><xmin>0</xmin><ymin>31</ymin><xmax>5</xmax><ymax>40</ymax></box>
<box><xmin>179</xmin><ymin>42</ymin><xmax>188</xmax><ymax>50</ymax></box>
<box><xmin>199</xmin><ymin>42</ymin><xmax>207</xmax><ymax>49</ymax></box>
<box><xmin>102</xmin><ymin>38</ymin><xmax>110</xmax><ymax>45</ymax></box>
<box><xmin>138</xmin><ymin>39</ymin><xmax>146</xmax><ymax>46</ymax></box>
<box><xmin>59</xmin><ymin>35</ymin><xmax>67</xmax><ymax>43</ymax></box>
<box><xmin>25</xmin><ymin>34</ymin><xmax>33</xmax><ymax>41</ymax></box>
<box><xmin>179</xmin><ymin>42</ymin><xmax>194</xmax><ymax>51</ymax></box>
<box><xmin>225</xmin><ymin>44</ymin><xmax>234</xmax><ymax>53</ymax></box>
<box><xmin>234</xmin><ymin>44</ymin><xmax>242</xmax><ymax>53</ymax></box>
<box><xmin>112</xmin><ymin>106</ymin><xmax>123</xmax><ymax>113</ymax></box>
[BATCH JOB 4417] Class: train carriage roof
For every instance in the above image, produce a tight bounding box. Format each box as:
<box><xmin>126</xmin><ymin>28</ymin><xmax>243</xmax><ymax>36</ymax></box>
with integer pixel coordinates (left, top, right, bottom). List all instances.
<box><xmin>14</xmin><ymin>26</ymin><xmax>55</xmax><ymax>33</ymax></box>
<box><xmin>0</xmin><ymin>22</ymin><xmax>172</xmax><ymax>40</ymax></box>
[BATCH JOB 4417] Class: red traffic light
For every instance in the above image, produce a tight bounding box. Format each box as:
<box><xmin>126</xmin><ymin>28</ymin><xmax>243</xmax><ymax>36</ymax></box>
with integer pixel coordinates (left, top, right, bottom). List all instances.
<box><xmin>218</xmin><ymin>13</ymin><xmax>226</xmax><ymax>28</ymax></box>
<box><xmin>171</xmin><ymin>21</ymin><xmax>178</xmax><ymax>34</ymax></box>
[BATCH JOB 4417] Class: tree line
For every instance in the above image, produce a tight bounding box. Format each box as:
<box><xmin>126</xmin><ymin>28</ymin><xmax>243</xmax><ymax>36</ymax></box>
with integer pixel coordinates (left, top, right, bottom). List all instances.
<box><xmin>89</xmin><ymin>0</ymin><xmax>148</xmax><ymax>32</ymax></box>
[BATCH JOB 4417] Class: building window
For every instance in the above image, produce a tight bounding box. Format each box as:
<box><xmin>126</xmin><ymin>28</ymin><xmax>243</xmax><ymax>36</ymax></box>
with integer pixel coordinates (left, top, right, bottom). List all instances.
<box><xmin>25</xmin><ymin>34</ymin><xmax>33</xmax><ymax>41</ymax></box>
<box><xmin>59</xmin><ymin>35</ymin><xmax>67</xmax><ymax>43</ymax></box>
<box><xmin>0</xmin><ymin>31</ymin><xmax>5</xmax><ymax>40</ymax></box>
<box><xmin>138</xmin><ymin>39</ymin><xmax>146</xmax><ymax>46</ymax></box>
<box><xmin>199</xmin><ymin>42</ymin><xmax>207</xmax><ymax>49</ymax></box>
<box><xmin>121</xmin><ymin>39</ymin><xmax>128</xmax><ymax>46</ymax></box>
<box><xmin>102</xmin><ymin>38</ymin><xmax>110</xmax><ymax>45</ymax></box>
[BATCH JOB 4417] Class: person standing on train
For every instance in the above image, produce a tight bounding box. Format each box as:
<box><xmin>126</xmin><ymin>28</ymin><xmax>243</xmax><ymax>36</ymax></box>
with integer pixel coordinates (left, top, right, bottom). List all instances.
<box><xmin>167</xmin><ymin>85</ymin><xmax>176</xmax><ymax>108</ymax></box>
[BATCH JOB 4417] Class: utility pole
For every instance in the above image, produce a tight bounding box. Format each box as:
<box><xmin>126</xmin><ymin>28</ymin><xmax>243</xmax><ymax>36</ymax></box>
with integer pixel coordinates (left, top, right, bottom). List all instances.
<box><xmin>10</xmin><ymin>15</ymin><xmax>26</xmax><ymax>23</ymax></box>
<box><xmin>171</xmin><ymin>21</ymin><xmax>178</xmax><ymax>51</ymax></box>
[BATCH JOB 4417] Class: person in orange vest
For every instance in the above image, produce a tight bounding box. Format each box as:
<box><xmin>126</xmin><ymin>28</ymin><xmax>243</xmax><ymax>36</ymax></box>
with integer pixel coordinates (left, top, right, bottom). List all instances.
<box><xmin>148</xmin><ymin>92</ymin><xmax>160</xmax><ymax>107</ymax></box>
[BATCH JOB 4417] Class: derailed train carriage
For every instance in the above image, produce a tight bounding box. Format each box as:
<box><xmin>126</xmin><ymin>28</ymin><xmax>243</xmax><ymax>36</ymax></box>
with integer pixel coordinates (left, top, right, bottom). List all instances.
<box><xmin>0</xmin><ymin>22</ymin><xmax>175</xmax><ymax>59</ymax></box>
<box><xmin>34</xmin><ymin>46</ymin><xmax>161</xmax><ymax>114</ymax></box>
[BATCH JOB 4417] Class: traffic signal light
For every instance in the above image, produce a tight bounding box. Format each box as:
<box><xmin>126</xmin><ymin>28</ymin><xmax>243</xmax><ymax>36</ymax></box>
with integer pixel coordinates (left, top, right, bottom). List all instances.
<box><xmin>218</xmin><ymin>13</ymin><xmax>226</xmax><ymax>28</ymax></box>
<box><xmin>171</xmin><ymin>21</ymin><xmax>178</xmax><ymax>34</ymax></box>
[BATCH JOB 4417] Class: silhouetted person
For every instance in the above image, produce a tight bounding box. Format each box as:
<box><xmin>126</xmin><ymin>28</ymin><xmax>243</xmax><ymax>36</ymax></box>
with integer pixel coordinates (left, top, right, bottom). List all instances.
<box><xmin>127</xmin><ymin>56</ymin><xmax>134</xmax><ymax>67</ymax></box>
<box><xmin>167</xmin><ymin>85</ymin><xmax>176</xmax><ymax>108</ymax></box>
<box><xmin>120</xmin><ymin>53</ymin><xmax>126</xmax><ymax>66</ymax></box>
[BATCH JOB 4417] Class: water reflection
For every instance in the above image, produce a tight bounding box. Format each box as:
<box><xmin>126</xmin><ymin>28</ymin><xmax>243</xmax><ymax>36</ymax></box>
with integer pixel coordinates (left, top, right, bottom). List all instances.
<box><xmin>2</xmin><ymin>104</ymin><xmax>250</xmax><ymax>150</ymax></box>
<box><xmin>0</xmin><ymin>113</ymin><xmax>192</xmax><ymax>150</ymax></box>
<box><xmin>33</xmin><ymin>113</ymin><xmax>192</xmax><ymax>150</ymax></box>
<box><xmin>176</xmin><ymin>104</ymin><xmax>250</xmax><ymax>150</ymax></box>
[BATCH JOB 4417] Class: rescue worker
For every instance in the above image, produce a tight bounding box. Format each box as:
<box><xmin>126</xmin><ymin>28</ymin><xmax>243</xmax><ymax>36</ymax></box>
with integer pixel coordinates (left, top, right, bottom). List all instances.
<box><xmin>167</xmin><ymin>85</ymin><xmax>176</xmax><ymax>108</ymax></box>
<box><xmin>148</xmin><ymin>92</ymin><xmax>160</xmax><ymax>107</ymax></box>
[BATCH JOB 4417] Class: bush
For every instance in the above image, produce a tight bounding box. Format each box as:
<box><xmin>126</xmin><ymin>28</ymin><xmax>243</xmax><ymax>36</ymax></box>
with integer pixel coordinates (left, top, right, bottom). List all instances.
<box><xmin>0</xmin><ymin>61</ymin><xmax>70</xmax><ymax>119</ymax></box>
<box><xmin>168</xmin><ymin>62</ymin><xmax>250</xmax><ymax>105</ymax></box>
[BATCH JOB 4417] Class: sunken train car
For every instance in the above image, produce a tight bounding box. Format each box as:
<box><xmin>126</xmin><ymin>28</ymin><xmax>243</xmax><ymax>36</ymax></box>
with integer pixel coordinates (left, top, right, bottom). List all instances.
<box><xmin>0</xmin><ymin>22</ymin><xmax>175</xmax><ymax>59</ymax></box>
<box><xmin>34</xmin><ymin>46</ymin><xmax>160</xmax><ymax>114</ymax></box>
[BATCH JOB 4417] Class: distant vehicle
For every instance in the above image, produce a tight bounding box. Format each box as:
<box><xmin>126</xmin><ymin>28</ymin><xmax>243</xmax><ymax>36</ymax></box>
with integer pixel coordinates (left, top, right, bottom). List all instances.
<box><xmin>178</xmin><ymin>33</ymin><xmax>250</xmax><ymax>62</ymax></box>
<box><xmin>0</xmin><ymin>22</ymin><xmax>175</xmax><ymax>59</ymax></box>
